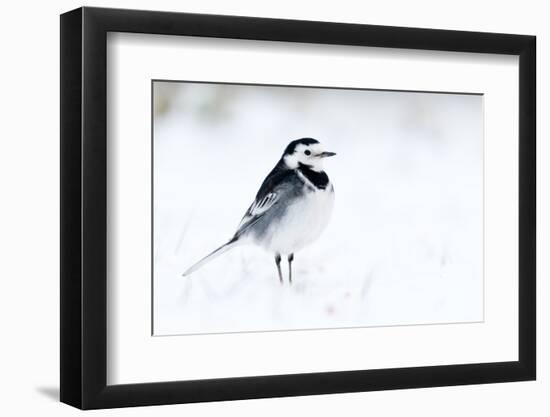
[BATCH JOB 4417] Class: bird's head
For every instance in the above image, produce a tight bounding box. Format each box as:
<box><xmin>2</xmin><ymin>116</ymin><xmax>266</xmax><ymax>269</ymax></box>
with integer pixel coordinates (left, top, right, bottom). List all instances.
<box><xmin>282</xmin><ymin>138</ymin><xmax>336</xmax><ymax>172</ymax></box>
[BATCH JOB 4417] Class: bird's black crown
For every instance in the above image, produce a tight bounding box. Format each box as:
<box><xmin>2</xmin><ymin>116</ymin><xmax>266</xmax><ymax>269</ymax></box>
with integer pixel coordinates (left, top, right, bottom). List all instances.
<box><xmin>283</xmin><ymin>138</ymin><xmax>319</xmax><ymax>155</ymax></box>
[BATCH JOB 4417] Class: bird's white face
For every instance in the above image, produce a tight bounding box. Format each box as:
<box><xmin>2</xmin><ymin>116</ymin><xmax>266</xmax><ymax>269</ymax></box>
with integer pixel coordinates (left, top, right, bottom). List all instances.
<box><xmin>284</xmin><ymin>142</ymin><xmax>336</xmax><ymax>172</ymax></box>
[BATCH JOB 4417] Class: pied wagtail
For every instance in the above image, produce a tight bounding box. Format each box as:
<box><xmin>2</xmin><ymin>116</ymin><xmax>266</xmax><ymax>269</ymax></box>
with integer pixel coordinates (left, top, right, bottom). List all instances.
<box><xmin>182</xmin><ymin>138</ymin><xmax>336</xmax><ymax>284</ymax></box>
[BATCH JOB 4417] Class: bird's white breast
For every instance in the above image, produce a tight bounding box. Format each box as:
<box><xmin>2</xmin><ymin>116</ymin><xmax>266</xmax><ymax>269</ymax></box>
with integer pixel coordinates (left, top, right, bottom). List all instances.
<box><xmin>261</xmin><ymin>185</ymin><xmax>334</xmax><ymax>255</ymax></box>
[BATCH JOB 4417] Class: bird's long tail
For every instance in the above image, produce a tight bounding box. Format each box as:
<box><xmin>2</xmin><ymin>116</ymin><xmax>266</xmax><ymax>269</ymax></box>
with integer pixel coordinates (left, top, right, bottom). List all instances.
<box><xmin>182</xmin><ymin>237</ymin><xmax>240</xmax><ymax>277</ymax></box>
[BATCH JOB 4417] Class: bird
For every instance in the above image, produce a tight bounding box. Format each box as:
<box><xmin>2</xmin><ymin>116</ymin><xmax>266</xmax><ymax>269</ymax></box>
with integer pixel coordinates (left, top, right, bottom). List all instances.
<box><xmin>182</xmin><ymin>138</ymin><xmax>336</xmax><ymax>284</ymax></box>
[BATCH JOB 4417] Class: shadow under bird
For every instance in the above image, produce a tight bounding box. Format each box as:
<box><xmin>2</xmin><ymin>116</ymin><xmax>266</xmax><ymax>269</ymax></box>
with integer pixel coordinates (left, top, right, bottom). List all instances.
<box><xmin>182</xmin><ymin>138</ymin><xmax>336</xmax><ymax>284</ymax></box>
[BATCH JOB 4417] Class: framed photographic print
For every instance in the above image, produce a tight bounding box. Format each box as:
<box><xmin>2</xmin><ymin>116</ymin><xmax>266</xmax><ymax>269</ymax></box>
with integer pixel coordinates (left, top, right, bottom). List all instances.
<box><xmin>60</xmin><ymin>6</ymin><xmax>536</xmax><ymax>409</ymax></box>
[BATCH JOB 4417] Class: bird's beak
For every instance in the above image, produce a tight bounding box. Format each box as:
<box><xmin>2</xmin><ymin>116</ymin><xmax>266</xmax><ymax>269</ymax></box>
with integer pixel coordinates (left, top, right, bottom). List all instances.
<box><xmin>318</xmin><ymin>151</ymin><xmax>336</xmax><ymax>158</ymax></box>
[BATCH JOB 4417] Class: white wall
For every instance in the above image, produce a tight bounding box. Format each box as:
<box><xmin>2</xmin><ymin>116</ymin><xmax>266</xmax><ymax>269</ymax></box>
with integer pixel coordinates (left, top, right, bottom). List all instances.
<box><xmin>0</xmin><ymin>0</ymin><xmax>545</xmax><ymax>415</ymax></box>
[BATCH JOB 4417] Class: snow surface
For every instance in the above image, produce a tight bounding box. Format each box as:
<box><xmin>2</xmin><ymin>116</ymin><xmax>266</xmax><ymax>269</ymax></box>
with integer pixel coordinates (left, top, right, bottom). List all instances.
<box><xmin>152</xmin><ymin>82</ymin><xmax>484</xmax><ymax>336</ymax></box>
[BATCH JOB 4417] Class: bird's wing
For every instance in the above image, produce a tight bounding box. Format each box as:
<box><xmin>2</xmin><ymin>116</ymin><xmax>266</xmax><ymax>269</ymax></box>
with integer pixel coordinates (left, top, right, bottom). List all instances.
<box><xmin>234</xmin><ymin>166</ymin><xmax>297</xmax><ymax>237</ymax></box>
<box><xmin>248</xmin><ymin>192</ymin><xmax>279</xmax><ymax>217</ymax></box>
<box><xmin>236</xmin><ymin>192</ymin><xmax>279</xmax><ymax>232</ymax></box>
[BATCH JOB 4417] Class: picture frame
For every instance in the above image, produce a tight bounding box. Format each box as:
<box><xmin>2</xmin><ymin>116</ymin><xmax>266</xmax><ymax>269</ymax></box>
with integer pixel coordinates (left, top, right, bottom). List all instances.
<box><xmin>60</xmin><ymin>6</ymin><xmax>536</xmax><ymax>410</ymax></box>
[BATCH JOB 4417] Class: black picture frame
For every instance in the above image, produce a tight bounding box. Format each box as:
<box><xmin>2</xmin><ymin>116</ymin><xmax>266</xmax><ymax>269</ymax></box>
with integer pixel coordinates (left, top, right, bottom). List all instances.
<box><xmin>60</xmin><ymin>6</ymin><xmax>536</xmax><ymax>410</ymax></box>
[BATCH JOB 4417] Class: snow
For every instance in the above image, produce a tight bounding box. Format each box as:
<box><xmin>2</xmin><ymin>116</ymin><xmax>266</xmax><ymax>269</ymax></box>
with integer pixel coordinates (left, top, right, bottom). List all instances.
<box><xmin>152</xmin><ymin>82</ymin><xmax>484</xmax><ymax>336</ymax></box>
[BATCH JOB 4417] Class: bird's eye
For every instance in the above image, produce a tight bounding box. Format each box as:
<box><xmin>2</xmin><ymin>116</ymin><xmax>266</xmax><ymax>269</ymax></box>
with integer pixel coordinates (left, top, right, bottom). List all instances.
<box><xmin>304</xmin><ymin>150</ymin><xmax>311</xmax><ymax>156</ymax></box>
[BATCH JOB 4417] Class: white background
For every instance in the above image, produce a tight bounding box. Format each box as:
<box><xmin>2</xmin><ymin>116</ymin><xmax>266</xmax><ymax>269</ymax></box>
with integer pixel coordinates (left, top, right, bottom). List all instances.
<box><xmin>0</xmin><ymin>0</ymin><xmax>546</xmax><ymax>416</ymax></box>
<box><xmin>152</xmin><ymin>84</ymin><xmax>485</xmax><ymax>337</ymax></box>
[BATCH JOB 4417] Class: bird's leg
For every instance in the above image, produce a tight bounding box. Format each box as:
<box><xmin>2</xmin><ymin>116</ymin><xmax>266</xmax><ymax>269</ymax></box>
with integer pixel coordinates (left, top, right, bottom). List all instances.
<box><xmin>288</xmin><ymin>253</ymin><xmax>294</xmax><ymax>285</ymax></box>
<box><xmin>274</xmin><ymin>253</ymin><xmax>283</xmax><ymax>284</ymax></box>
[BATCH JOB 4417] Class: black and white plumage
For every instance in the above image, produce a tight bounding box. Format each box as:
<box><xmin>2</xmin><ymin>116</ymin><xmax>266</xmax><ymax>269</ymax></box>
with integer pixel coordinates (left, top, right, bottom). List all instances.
<box><xmin>182</xmin><ymin>138</ymin><xmax>336</xmax><ymax>284</ymax></box>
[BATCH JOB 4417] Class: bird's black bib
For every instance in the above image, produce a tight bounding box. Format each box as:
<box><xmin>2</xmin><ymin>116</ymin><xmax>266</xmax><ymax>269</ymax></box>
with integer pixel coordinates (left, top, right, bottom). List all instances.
<box><xmin>298</xmin><ymin>163</ymin><xmax>330</xmax><ymax>190</ymax></box>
